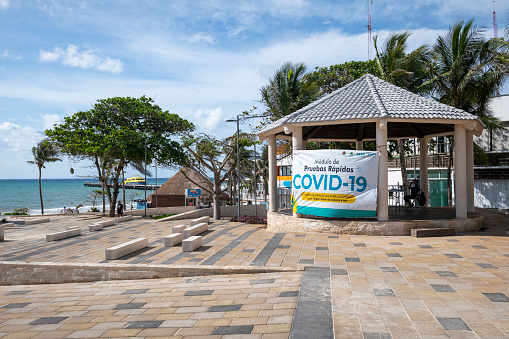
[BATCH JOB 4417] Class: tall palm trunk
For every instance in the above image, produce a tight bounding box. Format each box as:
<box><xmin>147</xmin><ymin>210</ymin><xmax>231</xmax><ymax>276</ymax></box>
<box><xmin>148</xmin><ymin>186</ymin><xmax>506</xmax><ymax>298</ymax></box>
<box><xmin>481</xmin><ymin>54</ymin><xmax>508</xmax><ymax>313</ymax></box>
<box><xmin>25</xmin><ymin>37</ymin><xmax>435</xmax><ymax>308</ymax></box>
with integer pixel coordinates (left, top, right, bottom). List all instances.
<box><xmin>38</xmin><ymin>165</ymin><xmax>44</xmax><ymax>215</ymax></box>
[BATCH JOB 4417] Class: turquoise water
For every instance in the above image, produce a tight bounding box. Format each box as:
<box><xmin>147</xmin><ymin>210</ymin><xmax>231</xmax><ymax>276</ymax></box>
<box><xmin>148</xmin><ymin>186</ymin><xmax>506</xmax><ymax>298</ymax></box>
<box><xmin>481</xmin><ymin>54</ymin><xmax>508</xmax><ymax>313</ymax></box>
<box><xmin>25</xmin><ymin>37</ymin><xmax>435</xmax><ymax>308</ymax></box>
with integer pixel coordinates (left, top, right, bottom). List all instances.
<box><xmin>0</xmin><ymin>178</ymin><xmax>160</xmax><ymax>215</ymax></box>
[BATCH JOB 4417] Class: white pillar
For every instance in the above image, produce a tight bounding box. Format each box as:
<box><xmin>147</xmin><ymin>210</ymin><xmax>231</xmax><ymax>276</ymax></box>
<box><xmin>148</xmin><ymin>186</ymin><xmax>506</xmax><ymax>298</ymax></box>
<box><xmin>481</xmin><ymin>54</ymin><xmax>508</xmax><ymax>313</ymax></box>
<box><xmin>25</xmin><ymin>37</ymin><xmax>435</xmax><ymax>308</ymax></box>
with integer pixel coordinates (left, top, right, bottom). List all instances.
<box><xmin>466</xmin><ymin>131</ymin><xmax>475</xmax><ymax>213</ymax></box>
<box><xmin>356</xmin><ymin>140</ymin><xmax>363</xmax><ymax>150</ymax></box>
<box><xmin>292</xmin><ymin>126</ymin><xmax>303</xmax><ymax>218</ymax></box>
<box><xmin>268</xmin><ymin>134</ymin><xmax>277</xmax><ymax>213</ymax></box>
<box><xmin>376</xmin><ymin>119</ymin><xmax>389</xmax><ymax>221</ymax></box>
<box><xmin>419</xmin><ymin>137</ymin><xmax>429</xmax><ymax>207</ymax></box>
<box><xmin>454</xmin><ymin>125</ymin><xmax>467</xmax><ymax>219</ymax></box>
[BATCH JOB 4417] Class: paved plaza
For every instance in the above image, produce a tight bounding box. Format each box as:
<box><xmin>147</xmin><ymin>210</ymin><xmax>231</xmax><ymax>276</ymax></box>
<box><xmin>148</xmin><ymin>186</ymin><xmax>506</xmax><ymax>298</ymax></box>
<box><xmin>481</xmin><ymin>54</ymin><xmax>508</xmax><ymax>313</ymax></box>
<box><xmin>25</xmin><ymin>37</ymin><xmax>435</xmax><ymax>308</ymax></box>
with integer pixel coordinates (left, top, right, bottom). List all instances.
<box><xmin>0</xmin><ymin>211</ymin><xmax>508</xmax><ymax>338</ymax></box>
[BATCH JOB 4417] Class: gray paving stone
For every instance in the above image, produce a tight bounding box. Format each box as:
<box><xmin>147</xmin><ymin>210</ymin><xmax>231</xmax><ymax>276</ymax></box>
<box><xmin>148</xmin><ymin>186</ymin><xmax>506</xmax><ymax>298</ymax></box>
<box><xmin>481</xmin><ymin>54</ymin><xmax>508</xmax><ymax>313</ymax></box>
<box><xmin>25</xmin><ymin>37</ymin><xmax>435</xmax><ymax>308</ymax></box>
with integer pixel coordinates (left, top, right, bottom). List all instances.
<box><xmin>2</xmin><ymin>303</ymin><xmax>30</xmax><ymax>308</ymax></box>
<box><xmin>373</xmin><ymin>288</ymin><xmax>395</xmax><ymax>297</ymax></box>
<box><xmin>29</xmin><ymin>317</ymin><xmax>68</xmax><ymax>325</ymax></box>
<box><xmin>483</xmin><ymin>293</ymin><xmax>509</xmax><ymax>302</ymax></box>
<box><xmin>471</xmin><ymin>245</ymin><xmax>487</xmax><ymax>249</ymax></box>
<box><xmin>386</xmin><ymin>253</ymin><xmax>402</xmax><ymax>257</ymax></box>
<box><xmin>418</xmin><ymin>245</ymin><xmax>433</xmax><ymax>248</ymax></box>
<box><xmin>299</xmin><ymin>259</ymin><xmax>314</xmax><ymax>264</ymax></box>
<box><xmin>345</xmin><ymin>257</ymin><xmax>360</xmax><ymax>262</ymax></box>
<box><xmin>446</xmin><ymin>239</ymin><xmax>460</xmax><ymax>242</ymax></box>
<box><xmin>6</xmin><ymin>290</ymin><xmax>31</xmax><ymax>295</ymax></box>
<box><xmin>431</xmin><ymin>284</ymin><xmax>456</xmax><ymax>293</ymax></box>
<box><xmin>125</xmin><ymin>320</ymin><xmax>163</xmax><ymax>329</ymax></box>
<box><xmin>185</xmin><ymin>290</ymin><xmax>214</xmax><ymax>296</ymax></box>
<box><xmin>208</xmin><ymin>304</ymin><xmax>242</xmax><ymax>312</ymax></box>
<box><xmin>113</xmin><ymin>302</ymin><xmax>146</xmax><ymax>310</ymax></box>
<box><xmin>331</xmin><ymin>269</ymin><xmax>348</xmax><ymax>275</ymax></box>
<box><xmin>121</xmin><ymin>289</ymin><xmax>149</xmax><ymax>294</ymax></box>
<box><xmin>445</xmin><ymin>253</ymin><xmax>462</xmax><ymax>258</ymax></box>
<box><xmin>380</xmin><ymin>267</ymin><xmax>398</xmax><ymax>272</ymax></box>
<box><xmin>389</xmin><ymin>242</ymin><xmax>402</xmax><ymax>245</ymax></box>
<box><xmin>476</xmin><ymin>263</ymin><xmax>497</xmax><ymax>269</ymax></box>
<box><xmin>436</xmin><ymin>317</ymin><xmax>471</xmax><ymax>331</ymax></box>
<box><xmin>436</xmin><ymin>271</ymin><xmax>457</xmax><ymax>277</ymax></box>
<box><xmin>186</xmin><ymin>278</ymin><xmax>210</xmax><ymax>283</ymax></box>
<box><xmin>316</xmin><ymin>247</ymin><xmax>329</xmax><ymax>250</ymax></box>
<box><xmin>354</xmin><ymin>243</ymin><xmax>366</xmax><ymax>247</ymax></box>
<box><xmin>279</xmin><ymin>291</ymin><xmax>299</xmax><ymax>297</ymax></box>
<box><xmin>250</xmin><ymin>279</ymin><xmax>275</xmax><ymax>284</ymax></box>
<box><xmin>213</xmin><ymin>325</ymin><xmax>254</xmax><ymax>335</ymax></box>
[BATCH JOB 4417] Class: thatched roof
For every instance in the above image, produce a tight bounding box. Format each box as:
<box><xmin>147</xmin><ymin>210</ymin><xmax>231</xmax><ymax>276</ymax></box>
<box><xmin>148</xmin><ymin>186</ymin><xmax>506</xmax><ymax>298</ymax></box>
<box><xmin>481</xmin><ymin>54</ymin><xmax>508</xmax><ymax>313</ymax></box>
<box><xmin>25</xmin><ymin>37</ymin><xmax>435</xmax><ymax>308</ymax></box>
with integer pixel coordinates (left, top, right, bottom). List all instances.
<box><xmin>148</xmin><ymin>167</ymin><xmax>229</xmax><ymax>202</ymax></box>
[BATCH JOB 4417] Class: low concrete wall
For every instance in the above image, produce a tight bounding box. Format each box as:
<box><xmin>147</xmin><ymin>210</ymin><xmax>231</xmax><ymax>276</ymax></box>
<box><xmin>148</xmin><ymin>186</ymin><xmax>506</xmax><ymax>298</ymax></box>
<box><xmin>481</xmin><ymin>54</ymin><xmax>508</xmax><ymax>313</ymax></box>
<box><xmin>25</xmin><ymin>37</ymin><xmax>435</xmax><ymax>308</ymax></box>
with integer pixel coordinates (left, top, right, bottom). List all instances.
<box><xmin>157</xmin><ymin>205</ymin><xmax>267</xmax><ymax>222</ymax></box>
<box><xmin>267</xmin><ymin>211</ymin><xmax>483</xmax><ymax>236</ymax></box>
<box><xmin>0</xmin><ymin>261</ymin><xmax>301</xmax><ymax>285</ymax></box>
<box><xmin>124</xmin><ymin>206</ymin><xmax>195</xmax><ymax>216</ymax></box>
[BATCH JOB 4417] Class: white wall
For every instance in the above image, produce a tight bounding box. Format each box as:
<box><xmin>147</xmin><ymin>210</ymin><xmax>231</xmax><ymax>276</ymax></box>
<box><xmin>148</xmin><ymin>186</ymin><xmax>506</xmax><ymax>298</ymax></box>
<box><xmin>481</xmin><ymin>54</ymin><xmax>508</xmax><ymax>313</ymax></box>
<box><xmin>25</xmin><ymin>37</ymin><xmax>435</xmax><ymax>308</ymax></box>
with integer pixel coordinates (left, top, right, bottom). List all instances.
<box><xmin>474</xmin><ymin>179</ymin><xmax>509</xmax><ymax>209</ymax></box>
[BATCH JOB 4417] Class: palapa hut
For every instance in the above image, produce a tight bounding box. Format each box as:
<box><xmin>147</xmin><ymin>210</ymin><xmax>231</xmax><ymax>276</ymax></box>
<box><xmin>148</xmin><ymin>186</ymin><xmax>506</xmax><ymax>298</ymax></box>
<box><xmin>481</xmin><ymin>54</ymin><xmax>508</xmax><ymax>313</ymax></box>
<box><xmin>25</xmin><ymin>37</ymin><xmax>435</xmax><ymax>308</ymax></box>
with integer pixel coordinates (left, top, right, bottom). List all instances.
<box><xmin>147</xmin><ymin>167</ymin><xmax>229</xmax><ymax>207</ymax></box>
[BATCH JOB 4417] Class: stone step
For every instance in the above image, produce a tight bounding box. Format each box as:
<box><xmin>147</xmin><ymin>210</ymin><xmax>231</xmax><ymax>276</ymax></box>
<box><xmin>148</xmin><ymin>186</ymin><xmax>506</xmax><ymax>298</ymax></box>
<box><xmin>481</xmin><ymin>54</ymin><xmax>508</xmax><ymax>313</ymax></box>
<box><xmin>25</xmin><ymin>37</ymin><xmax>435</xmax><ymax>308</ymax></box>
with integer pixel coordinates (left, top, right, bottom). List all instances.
<box><xmin>411</xmin><ymin>228</ymin><xmax>455</xmax><ymax>238</ymax></box>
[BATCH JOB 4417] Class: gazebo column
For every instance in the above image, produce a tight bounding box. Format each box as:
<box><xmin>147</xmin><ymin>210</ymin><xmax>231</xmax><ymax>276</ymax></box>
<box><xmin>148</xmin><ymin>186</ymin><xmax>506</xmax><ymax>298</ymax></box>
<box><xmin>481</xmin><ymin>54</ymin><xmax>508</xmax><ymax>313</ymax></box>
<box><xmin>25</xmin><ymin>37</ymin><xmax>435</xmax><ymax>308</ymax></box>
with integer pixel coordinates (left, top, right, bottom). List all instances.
<box><xmin>356</xmin><ymin>140</ymin><xmax>363</xmax><ymax>150</ymax></box>
<box><xmin>268</xmin><ymin>134</ymin><xmax>277</xmax><ymax>212</ymax></box>
<box><xmin>454</xmin><ymin>125</ymin><xmax>467</xmax><ymax>219</ymax></box>
<box><xmin>292</xmin><ymin>126</ymin><xmax>304</xmax><ymax>218</ymax></box>
<box><xmin>376</xmin><ymin>119</ymin><xmax>389</xmax><ymax>221</ymax></box>
<box><xmin>419</xmin><ymin>137</ymin><xmax>429</xmax><ymax>207</ymax></box>
<box><xmin>466</xmin><ymin>131</ymin><xmax>475</xmax><ymax>213</ymax></box>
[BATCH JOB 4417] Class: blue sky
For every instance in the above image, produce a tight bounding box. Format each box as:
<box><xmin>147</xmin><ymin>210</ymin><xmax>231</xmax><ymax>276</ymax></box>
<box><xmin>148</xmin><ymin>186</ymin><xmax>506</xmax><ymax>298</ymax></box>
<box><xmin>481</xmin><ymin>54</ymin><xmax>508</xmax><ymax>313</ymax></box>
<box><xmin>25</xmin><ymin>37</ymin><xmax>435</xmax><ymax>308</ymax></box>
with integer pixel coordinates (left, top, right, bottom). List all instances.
<box><xmin>0</xmin><ymin>0</ymin><xmax>506</xmax><ymax>179</ymax></box>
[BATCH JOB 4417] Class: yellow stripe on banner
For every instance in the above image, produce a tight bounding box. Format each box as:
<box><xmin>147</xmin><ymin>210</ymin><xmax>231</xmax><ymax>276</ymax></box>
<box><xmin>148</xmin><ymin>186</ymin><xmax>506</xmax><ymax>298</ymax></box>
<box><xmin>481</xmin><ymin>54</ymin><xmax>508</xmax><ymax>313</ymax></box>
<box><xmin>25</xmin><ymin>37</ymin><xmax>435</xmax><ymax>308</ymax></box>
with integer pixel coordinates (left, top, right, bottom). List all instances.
<box><xmin>301</xmin><ymin>192</ymin><xmax>356</xmax><ymax>204</ymax></box>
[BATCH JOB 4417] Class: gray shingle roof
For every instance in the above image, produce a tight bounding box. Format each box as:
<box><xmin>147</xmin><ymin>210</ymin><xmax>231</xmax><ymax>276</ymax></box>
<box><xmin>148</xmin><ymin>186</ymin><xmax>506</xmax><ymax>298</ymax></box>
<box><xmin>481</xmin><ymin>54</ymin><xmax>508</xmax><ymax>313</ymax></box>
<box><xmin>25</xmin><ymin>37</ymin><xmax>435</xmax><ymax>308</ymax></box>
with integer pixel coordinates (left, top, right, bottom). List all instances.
<box><xmin>257</xmin><ymin>74</ymin><xmax>478</xmax><ymax>136</ymax></box>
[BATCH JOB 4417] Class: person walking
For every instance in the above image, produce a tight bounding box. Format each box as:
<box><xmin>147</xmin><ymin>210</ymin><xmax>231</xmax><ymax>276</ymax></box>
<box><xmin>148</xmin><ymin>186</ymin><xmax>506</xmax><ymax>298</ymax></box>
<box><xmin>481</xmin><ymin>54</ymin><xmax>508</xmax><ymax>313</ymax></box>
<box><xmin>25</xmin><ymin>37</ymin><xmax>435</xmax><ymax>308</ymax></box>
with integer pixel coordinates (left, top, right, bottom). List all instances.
<box><xmin>404</xmin><ymin>179</ymin><xmax>420</xmax><ymax>208</ymax></box>
<box><xmin>116</xmin><ymin>200</ymin><xmax>124</xmax><ymax>217</ymax></box>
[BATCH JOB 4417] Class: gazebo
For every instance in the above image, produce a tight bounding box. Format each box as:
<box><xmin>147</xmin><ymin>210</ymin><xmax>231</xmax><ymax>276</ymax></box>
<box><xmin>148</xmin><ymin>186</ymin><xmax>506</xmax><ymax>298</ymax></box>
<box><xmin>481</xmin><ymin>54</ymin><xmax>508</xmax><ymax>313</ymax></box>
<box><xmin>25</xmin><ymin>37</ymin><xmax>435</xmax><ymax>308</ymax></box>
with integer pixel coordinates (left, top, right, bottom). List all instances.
<box><xmin>257</xmin><ymin>74</ymin><xmax>483</xmax><ymax>230</ymax></box>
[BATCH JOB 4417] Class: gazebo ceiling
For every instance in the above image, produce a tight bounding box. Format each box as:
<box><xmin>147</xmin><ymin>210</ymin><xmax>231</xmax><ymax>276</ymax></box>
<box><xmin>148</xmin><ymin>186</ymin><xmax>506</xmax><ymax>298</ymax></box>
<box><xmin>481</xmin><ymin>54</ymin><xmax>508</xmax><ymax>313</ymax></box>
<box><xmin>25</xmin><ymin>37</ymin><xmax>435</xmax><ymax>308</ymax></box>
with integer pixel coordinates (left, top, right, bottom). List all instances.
<box><xmin>257</xmin><ymin>74</ymin><xmax>483</xmax><ymax>140</ymax></box>
<box><xmin>274</xmin><ymin>121</ymin><xmax>456</xmax><ymax>141</ymax></box>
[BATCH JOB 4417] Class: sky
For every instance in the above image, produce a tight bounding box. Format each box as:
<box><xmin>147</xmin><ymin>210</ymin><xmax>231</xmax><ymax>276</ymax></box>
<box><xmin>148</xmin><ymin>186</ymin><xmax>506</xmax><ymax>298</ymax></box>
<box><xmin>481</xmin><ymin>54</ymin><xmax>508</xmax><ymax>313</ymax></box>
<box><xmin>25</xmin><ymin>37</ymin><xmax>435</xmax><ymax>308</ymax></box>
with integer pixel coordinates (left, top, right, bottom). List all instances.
<box><xmin>0</xmin><ymin>0</ymin><xmax>506</xmax><ymax>180</ymax></box>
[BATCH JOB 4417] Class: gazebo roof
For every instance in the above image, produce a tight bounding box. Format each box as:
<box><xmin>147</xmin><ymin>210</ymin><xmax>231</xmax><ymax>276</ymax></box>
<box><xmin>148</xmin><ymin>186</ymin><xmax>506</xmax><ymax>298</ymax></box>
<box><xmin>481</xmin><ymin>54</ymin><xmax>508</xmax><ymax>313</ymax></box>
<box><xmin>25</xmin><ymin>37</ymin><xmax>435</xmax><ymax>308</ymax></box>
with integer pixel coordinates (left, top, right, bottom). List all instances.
<box><xmin>257</xmin><ymin>74</ymin><xmax>482</xmax><ymax>140</ymax></box>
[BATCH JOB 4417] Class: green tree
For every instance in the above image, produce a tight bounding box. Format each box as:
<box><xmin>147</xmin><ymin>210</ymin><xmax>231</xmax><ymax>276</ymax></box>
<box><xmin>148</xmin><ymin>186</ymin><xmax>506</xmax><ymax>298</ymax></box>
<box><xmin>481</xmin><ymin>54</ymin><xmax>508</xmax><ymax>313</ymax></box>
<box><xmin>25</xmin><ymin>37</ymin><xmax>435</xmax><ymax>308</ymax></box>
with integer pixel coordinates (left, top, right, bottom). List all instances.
<box><xmin>27</xmin><ymin>139</ymin><xmax>61</xmax><ymax>215</ymax></box>
<box><xmin>181</xmin><ymin>133</ymin><xmax>254</xmax><ymax>220</ymax></box>
<box><xmin>426</xmin><ymin>19</ymin><xmax>508</xmax><ymax>204</ymax></box>
<box><xmin>307</xmin><ymin>60</ymin><xmax>380</xmax><ymax>95</ymax></box>
<box><xmin>260</xmin><ymin>62</ymin><xmax>319</xmax><ymax>124</ymax></box>
<box><xmin>46</xmin><ymin>96</ymin><xmax>194</xmax><ymax>217</ymax></box>
<box><xmin>374</xmin><ymin>32</ymin><xmax>430</xmax><ymax>190</ymax></box>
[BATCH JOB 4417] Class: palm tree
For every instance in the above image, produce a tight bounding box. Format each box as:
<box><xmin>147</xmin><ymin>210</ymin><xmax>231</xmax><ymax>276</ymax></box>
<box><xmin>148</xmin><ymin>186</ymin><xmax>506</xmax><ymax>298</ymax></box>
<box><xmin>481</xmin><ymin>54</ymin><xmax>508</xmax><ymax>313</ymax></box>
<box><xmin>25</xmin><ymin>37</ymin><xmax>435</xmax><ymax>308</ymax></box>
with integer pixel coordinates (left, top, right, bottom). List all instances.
<box><xmin>27</xmin><ymin>139</ymin><xmax>61</xmax><ymax>215</ymax></box>
<box><xmin>261</xmin><ymin>62</ymin><xmax>319</xmax><ymax>122</ymax></box>
<box><xmin>426</xmin><ymin>19</ymin><xmax>508</xmax><ymax>204</ymax></box>
<box><xmin>374</xmin><ymin>32</ymin><xmax>430</xmax><ymax>190</ymax></box>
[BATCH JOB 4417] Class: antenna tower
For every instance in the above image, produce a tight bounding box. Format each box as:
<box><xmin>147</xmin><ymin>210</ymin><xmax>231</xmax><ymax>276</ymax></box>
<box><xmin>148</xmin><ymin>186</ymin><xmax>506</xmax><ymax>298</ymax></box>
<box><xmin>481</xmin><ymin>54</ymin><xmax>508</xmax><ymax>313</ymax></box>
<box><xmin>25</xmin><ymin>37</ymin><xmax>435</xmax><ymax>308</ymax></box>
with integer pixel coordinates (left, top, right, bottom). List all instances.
<box><xmin>493</xmin><ymin>1</ymin><xmax>498</xmax><ymax>38</ymax></box>
<box><xmin>367</xmin><ymin>0</ymin><xmax>372</xmax><ymax>60</ymax></box>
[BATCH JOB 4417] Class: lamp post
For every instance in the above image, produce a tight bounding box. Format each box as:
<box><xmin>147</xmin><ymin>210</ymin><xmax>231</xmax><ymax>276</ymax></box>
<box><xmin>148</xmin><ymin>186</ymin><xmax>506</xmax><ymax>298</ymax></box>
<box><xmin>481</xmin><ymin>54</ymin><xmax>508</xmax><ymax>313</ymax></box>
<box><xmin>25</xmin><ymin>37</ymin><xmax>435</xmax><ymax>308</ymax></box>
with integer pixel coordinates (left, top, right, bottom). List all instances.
<box><xmin>143</xmin><ymin>141</ymin><xmax>148</xmax><ymax>217</ymax></box>
<box><xmin>226</xmin><ymin>115</ymin><xmax>241</xmax><ymax>220</ymax></box>
<box><xmin>254</xmin><ymin>142</ymin><xmax>257</xmax><ymax>216</ymax></box>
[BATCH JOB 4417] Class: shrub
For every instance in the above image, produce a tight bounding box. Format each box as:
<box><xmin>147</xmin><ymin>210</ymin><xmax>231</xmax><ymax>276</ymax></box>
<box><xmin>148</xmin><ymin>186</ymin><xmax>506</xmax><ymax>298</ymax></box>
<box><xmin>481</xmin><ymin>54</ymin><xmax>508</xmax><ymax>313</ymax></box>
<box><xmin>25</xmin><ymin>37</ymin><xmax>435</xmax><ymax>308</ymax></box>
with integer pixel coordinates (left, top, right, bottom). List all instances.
<box><xmin>5</xmin><ymin>207</ymin><xmax>30</xmax><ymax>215</ymax></box>
<box><xmin>230</xmin><ymin>216</ymin><xmax>267</xmax><ymax>224</ymax></box>
<box><xmin>150</xmin><ymin>214</ymin><xmax>175</xmax><ymax>220</ymax></box>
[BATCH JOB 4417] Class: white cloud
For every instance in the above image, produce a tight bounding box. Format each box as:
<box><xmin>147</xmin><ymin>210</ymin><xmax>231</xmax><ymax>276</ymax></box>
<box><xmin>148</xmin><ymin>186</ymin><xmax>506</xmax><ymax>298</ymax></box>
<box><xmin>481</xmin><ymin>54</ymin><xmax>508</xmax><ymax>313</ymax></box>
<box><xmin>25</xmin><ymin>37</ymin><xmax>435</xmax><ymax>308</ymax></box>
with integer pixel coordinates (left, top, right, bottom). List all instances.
<box><xmin>0</xmin><ymin>0</ymin><xmax>9</xmax><ymax>10</ymax></box>
<box><xmin>194</xmin><ymin>107</ymin><xmax>225</xmax><ymax>133</ymax></box>
<box><xmin>39</xmin><ymin>45</ymin><xmax>123</xmax><ymax>73</ymax></box>
<box><xmin>42</xmin><ymin>113</ymin><xmax>61</xmax><ymax>130</ymax></box>
<box><xmin>0</xmin><ymin>122</ymin><xmax>41</xmax><ymax>152</ymax></box>
<box><xmin>188</xmin><ymin>33</ymin><xmax>216</xmax><ymax>44</ymax></box>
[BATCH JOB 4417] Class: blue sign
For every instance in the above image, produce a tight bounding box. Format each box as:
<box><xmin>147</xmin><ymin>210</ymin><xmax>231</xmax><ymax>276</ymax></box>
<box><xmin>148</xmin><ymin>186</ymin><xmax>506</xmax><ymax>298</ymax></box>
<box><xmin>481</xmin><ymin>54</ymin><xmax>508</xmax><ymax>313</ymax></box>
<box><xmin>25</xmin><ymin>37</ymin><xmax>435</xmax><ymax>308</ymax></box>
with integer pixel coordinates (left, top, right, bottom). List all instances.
<box><xmin>185</xmin><ymin>189</ymin><xmax>202</xmax><ymax>197</ymax></box>
<box><xmin>137</xmin><ymin>201</ymin><xmax>146</xmax><ymax>210</ymax></box>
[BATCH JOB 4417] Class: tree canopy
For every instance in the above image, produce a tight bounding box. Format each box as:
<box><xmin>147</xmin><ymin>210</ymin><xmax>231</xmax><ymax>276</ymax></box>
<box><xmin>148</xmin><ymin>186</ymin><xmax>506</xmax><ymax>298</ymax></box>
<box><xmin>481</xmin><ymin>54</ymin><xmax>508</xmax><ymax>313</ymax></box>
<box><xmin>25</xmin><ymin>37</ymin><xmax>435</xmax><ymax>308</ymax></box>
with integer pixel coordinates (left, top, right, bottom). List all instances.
<box><xmin>46</xmin><ymin>96</ymin><xmax>194</xmax><ymax>216</ymax></box>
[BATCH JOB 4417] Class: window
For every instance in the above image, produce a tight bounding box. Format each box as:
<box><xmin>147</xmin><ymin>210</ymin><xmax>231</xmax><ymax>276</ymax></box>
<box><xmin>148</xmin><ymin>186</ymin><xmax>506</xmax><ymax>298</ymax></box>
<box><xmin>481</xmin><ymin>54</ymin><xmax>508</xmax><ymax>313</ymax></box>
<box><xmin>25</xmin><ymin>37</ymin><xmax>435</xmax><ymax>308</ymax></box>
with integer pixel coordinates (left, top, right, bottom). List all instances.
<box><xmin>278</xmin><ymin>166</ymin><xmax>292</xmax><ymax>176</ymax></box>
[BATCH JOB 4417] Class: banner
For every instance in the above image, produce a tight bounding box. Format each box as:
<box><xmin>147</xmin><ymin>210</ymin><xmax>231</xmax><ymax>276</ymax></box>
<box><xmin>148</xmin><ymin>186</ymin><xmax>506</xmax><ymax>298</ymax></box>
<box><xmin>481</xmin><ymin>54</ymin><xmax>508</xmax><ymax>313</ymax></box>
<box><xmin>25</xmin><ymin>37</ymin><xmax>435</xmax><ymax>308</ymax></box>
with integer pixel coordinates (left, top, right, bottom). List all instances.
<box><xmin>292</xmin><ymin>149</ymin><xmax>378</xmax><ymax>218</ymax></box>
<box><xmin>185</xmin><ymin>189</ymin><xmax>202</xmax><ymax>197</ymax></box>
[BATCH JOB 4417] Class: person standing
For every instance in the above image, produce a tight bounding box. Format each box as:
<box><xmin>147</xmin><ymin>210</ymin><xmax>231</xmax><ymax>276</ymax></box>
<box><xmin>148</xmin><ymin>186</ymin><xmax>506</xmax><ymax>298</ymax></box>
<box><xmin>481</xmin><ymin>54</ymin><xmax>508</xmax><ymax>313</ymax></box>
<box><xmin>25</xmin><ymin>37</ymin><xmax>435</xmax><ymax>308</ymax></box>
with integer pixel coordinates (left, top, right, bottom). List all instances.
<box><xmin>116</xmin><ymin>200</ymin><xmax>124</xmax><ymax>217</ymax></box>
<box><xmin>404</xmin><ymin>179</ymin><xmax>420</xmax><ymax>208</ymax></box>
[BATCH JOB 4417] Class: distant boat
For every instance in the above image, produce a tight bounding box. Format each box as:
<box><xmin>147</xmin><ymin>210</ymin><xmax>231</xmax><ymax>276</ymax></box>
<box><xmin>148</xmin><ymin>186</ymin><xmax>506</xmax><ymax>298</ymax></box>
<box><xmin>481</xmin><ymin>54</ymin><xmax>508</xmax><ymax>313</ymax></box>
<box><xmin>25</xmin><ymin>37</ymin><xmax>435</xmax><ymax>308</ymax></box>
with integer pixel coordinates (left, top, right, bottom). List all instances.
<box><xmin>123</xmin><ymin>176</ymin><xmax>146</xmax><ymax>185</ymax></box>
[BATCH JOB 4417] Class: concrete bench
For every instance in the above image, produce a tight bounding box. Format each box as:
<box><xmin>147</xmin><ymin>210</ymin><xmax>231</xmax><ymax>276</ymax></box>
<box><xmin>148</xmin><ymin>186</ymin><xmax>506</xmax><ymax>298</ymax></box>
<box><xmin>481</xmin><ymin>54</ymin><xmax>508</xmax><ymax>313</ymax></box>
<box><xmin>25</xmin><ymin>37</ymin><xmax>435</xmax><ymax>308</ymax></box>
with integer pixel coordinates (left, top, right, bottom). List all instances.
<box><xmin>0</xmin><ymin>225</ymin><xmax>4</xmax><ymax>241</ymax></box>
<box><xmin>105</xmin><ymin>238</ymin><xmax>148</xmax><ymax>260</ymax></box>
<box><xmin>182</xmin><ymin>236</ymin><xmax>202</xmax><ymax>252</ymax></box>
<box><xmin>172</xmin><ymin>224</ymin><xmax>187</xmax><ymax>234</ymax></box>
<box><xmin>25</xmin><ymin>218</ymin><xmax>50</xmax><ymax>225</ymax></box>
<box><xmin>66</xmin><ymin>226</ymin><xmax>80</xmax><ymax>230</ymax></box>
<box><xmin>411</xmin><ymin>228</ymin><xmax>455</xmax><ymax>238</ymax></box>
<box><xmin>88</xmin><ymin>224</ymin><xmax>104</xmax><ymax>232</ymax></box>
<box><xmin>116</xmin><ymin>215</ymin><xmax>134</xmax><ymax>223</ymax></box>
<box><xmin>1</xmin><ymin>223</ymin><xmax>14</xmax><ymax>228</ymax></box>
<box><xmin>190</xmin><ymin>216</ymin><xmax>209</xmax><ymax>226</ymax></box>
<box><xmin>164</xmin><ymin>233</ymin><xmax>183</xmax><ymax>247</ymax></box>
<box><xmin>183</xmin><ymin>223</ymin><xmax>208</xmax><ymax>239</ymax></box>
<box><xmin>46</xmin><ymin>228</ymin><xmax>81</xmax><ymax>241</ymax></box>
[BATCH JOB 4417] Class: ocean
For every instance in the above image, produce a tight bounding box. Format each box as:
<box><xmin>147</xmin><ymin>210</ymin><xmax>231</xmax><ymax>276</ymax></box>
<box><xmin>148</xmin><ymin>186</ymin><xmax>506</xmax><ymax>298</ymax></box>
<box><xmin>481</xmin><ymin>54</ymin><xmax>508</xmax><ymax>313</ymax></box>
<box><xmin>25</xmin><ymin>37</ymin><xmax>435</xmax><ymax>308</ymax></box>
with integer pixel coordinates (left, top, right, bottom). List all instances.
<box><xmin>0</xmin><ymin>178</ymin><xmax>161</xmax><ymax>215</ymax></box>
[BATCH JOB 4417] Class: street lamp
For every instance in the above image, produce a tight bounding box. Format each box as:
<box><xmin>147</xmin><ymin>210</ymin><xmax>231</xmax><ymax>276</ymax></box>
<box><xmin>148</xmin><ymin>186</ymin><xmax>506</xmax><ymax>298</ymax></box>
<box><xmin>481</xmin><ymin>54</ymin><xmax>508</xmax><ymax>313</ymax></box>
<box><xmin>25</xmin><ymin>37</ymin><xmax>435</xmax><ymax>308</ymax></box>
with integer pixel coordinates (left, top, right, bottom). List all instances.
<box><xmin>226</xmin><ymin>114</ymin><xmax>269</xmax><ymax>220</ymax></box>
